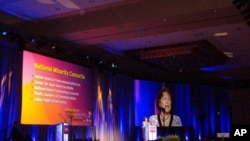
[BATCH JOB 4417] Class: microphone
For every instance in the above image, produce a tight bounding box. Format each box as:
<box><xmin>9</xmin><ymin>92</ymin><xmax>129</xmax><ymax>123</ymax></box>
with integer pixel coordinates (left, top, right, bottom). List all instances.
<box><xmin>59</xmin><ymin>114</ymin><xmax>66</xmax><ymax>122</ymax></box>
<box><xmin>159</xmin><ymin>107</ymin><xmax>165</xmax><ymax>112</ymax></box>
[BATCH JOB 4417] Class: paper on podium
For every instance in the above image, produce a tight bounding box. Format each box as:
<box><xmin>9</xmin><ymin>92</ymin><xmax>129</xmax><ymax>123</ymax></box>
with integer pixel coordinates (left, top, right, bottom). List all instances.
<box><xmin>142</xmin><ymin>125</ymin><xmax>157</xmax><ymax>141</ymax></box>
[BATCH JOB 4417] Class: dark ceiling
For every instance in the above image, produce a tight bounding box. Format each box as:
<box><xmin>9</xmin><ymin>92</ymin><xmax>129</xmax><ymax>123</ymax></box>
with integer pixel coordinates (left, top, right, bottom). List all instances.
<box><xmin>0</xmin><ymin>0</ymin><xmax>250</xmax><ymax>87</ymax></box>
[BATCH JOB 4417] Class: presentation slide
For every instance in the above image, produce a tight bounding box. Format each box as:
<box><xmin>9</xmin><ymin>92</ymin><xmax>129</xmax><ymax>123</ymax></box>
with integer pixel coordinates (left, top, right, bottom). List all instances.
<box><xmin>21</xmin><ymin>50</ymin><xmax>93</xmax><ymax>126</ymax></box>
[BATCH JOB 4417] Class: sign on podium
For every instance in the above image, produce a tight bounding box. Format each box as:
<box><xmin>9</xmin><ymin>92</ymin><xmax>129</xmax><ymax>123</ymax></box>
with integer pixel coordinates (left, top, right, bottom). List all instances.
<box><xmin>142</xmin><ymin>125</ymin><xmax>157</xmax><ymax>141</ymax></box>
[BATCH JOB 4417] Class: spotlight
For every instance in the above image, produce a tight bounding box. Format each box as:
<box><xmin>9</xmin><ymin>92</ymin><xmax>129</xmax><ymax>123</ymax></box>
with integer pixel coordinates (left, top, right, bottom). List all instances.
<box><xmin>51</xmin><ymin>45</ymin><xmax>56</xmax><ymax>50</ymax></box>
<box><xmin>111</xmin><ymin>63</ymin><xmax>118</xmax><ymax>68</ymax></box>
<box><xmin>1</xmin><ymin>31</ymin><xmax>7</xmax><ymax>36</ymax></box>
<box><xmin>98</xmin><ymin>60</ymin><xmax>103</xmax><ymax>64</ymax></box>
<box><xmin>30</xmin><ymin>38</ymin><xmax>36</xmax><ymax>43</ymax></box>
<box><xmin>50</xmin><ymin>44</ymin><xmax>60</xmax><ymax>54</ymax></box>
<box><xmin>85</xmin><ymin>55</ymin><xmax>90</xmax><ymax>59</ymax></box>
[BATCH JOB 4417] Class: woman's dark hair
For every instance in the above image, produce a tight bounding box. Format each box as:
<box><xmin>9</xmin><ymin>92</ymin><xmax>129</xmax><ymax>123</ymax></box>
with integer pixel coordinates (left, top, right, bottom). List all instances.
<box><xmin>156</xmin><ymin>88</ymin><xmax>173</xmax><ymax>113</ymax></box>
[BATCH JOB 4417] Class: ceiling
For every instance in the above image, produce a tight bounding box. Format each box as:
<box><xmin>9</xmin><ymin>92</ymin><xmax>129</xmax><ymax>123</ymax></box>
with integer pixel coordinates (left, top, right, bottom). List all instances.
<box><xmin>0</xmin><ymin>0</ymin><xmax>250</xmax><ymax>87</ymax></box>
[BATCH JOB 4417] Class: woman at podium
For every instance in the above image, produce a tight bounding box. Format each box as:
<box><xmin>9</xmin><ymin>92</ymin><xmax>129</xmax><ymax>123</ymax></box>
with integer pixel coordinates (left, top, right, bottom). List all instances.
<box><xmin>149</xmin><ymin>88</ymin><xmax>182</xmax><ymax>127</ymax></box>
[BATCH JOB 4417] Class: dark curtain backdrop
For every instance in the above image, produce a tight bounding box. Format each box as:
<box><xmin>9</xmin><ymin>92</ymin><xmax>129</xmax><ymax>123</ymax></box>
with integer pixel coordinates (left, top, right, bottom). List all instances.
<box><xmin>189</xmin><ymin>84</ymin><xmax>231</xmax><ymax>140</ymax></box>
<box><xmin>0</xmin><ymin>41</ymin><xmax>230</xmax><ymax>141</ymax></box>
<box><xmin>0</xmin><ymin>41</ymin><xmax>22</xmax><ymax>141</ymax></box>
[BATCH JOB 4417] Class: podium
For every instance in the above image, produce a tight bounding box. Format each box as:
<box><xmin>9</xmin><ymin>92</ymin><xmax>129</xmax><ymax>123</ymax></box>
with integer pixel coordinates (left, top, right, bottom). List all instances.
<box><xmin>55</xmin><ymin>123</ymin><xmax>97</xmax><ymax>141</ymax></box>
<box><xmin>141</xmin><ymin>126</ymin><xmax>194</xmax><ymax>141</ymax></box>
<box><xmin>142</xmin><ymin>126</ymin><xmax>157</xmax><ymax>141</ymax></box>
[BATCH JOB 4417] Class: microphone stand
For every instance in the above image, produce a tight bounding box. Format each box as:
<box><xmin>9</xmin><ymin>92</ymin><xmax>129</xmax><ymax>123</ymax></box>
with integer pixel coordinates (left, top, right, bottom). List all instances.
<box><xmin>68</xmin><ymin>111</ymin><xmax>74</xmax><ymax>141</ymax></box>
<box><xmin>161</xmin><ymin>108</ymin><xmax>166</xmax><ymax>127</ymax></box>
<box><xmin>163</xmin><ymin>114</ymin><xmax>166</xmax><ymax>127</ymax></box>
<box><xmin>59</xmin><ymin>114</ymin><xmax>67</xmax><ymax>123</ymax></box>
<box><xmin>161</xmin><ymin>107</ymin><xmax>170</xmax><ymax>127</ymax></box>
<box><xmin>65</xmin><ymin>111</ymin><xmax>74</xmax><ymax>141</ymax></box>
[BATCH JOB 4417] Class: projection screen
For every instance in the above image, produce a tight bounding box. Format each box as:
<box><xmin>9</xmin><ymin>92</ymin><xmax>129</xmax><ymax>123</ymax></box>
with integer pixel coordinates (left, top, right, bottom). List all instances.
<box><xmin>21</xmin><ymin>50</ymin><xmax>93</xmax><ymax>126</ymax></box>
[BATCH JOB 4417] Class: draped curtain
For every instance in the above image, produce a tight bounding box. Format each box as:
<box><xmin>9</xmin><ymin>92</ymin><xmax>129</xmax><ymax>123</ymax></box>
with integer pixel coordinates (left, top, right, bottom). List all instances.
<box><xmin>169</xmin><ymin>83</ymin><xmax>230</xmax><ymax>140</ymax></box>
<box><xmin>0</xmin><ymin>41</ymin><xmax>22</xmax><ymax>141</ymax></box>
<box><xmin>189</xmin><ymin>84</ymin><xmax>231</xmax><ymax>140</ymax></box>
<box><xmin>93</xmin><ymin>68</ymin><xmax>135</xmax><ymax>141</ymax></box>
<box><xmin>0</xmin><ymin>41</ymin><xmax>230</xmax><ymax>141</ymax></box>
<box><xmin>0</xmin><ymin>41</ymin><xmax>136</xmax><ymax>141</ymax></box>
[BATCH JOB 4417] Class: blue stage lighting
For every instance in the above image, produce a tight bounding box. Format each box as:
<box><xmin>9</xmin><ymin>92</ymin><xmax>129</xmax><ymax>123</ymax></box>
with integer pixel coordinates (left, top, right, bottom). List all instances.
<box><xmin>31</xmin><ymin>38</ymin><xmax>36</xmax><ymax>43</ymax></box>
<box><xmin>2</xmin><ymin>31</ymin><xmax>7</xmax><ymax>36</ymax></box>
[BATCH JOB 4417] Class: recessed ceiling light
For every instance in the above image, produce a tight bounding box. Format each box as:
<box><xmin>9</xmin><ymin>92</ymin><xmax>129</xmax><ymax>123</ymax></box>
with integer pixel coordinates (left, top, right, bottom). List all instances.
<box><xmin>214</xmin><ymin>32</ymin><xmax>228</xmax><ymax>37</ymax></box>
<box><xmin>223</xmin><ymin>51</ymin><xmax>234</xmax><ymax>58</ymax></box>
